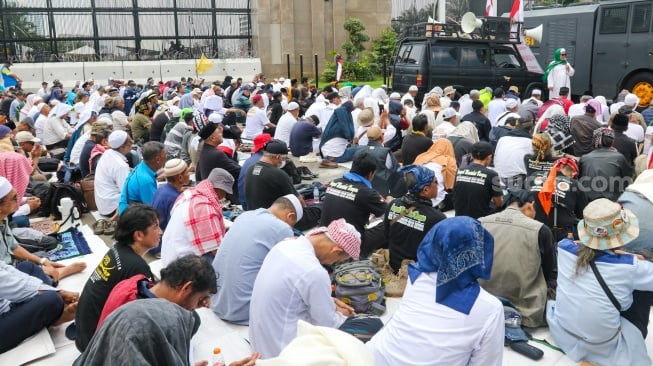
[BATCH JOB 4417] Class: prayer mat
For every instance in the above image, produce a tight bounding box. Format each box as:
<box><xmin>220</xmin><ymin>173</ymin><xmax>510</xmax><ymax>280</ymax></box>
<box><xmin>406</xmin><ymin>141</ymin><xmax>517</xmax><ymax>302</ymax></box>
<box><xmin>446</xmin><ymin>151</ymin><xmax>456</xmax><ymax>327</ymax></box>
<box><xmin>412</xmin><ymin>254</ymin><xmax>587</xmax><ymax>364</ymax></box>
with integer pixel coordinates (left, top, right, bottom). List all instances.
<box><xmin>47</xmin><ymin>226</ymin><xmax>92</xmax><ymax>261</ymax></box>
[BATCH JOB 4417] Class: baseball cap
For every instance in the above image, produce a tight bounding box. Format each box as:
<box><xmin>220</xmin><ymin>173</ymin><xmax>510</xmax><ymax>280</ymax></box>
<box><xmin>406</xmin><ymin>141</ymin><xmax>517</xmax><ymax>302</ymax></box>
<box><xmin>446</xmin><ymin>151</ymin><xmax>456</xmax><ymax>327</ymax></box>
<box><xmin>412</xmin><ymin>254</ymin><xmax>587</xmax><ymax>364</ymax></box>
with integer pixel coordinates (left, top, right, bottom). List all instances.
<box><xmin>471</xmin><ymin>141</ymin><xmax>493</xmax><ymax>160</ymax></box>
<box><xmin>207</xmin><ymin>168</ymin><xmax>234</xmax><ymax>194</ymax></box>
<box><xmin>15</xmin><ymin>131</ymin><xmax>40</xmax><ymax>144</ymax></box>
<box><xmin>441</xmin><ymin>107</ymin><xmax>457</xmax><ymax>120</ymax></box>
<box><xmin>252</xmin><ymin>133</ymin><xmax>273</xmax><ymax>153</ymax></box>
<box><xmin>263</xmin><ymin>139</ymin><xmax>288</xmax><ymax>155</ymax></box>
<box><xmin>108</xmin><ymin>130</ymin><xmax>129</xmax><ymax>149</ymax></box>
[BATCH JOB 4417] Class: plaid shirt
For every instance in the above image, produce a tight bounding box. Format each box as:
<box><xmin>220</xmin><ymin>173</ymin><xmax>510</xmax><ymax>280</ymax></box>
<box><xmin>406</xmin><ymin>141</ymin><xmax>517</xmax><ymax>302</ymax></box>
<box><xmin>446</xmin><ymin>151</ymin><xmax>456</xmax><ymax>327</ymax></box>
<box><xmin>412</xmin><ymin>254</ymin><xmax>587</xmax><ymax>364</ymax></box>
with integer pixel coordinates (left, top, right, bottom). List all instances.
<box><xmin>181</xmin><ymin>180</ymin><xmax>225</xmax><ymax>254</ymax></box>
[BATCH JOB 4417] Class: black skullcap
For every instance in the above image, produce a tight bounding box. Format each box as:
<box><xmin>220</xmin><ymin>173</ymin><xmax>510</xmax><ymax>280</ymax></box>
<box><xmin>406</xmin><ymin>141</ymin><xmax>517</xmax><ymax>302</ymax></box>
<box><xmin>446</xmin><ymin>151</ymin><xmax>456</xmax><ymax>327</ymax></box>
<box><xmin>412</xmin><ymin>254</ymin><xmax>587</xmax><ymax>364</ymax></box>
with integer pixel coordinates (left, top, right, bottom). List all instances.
<box><xmin>198</xmin><ymin>122</ymin><xmax>217</xmax><ymax>140</ymax></box>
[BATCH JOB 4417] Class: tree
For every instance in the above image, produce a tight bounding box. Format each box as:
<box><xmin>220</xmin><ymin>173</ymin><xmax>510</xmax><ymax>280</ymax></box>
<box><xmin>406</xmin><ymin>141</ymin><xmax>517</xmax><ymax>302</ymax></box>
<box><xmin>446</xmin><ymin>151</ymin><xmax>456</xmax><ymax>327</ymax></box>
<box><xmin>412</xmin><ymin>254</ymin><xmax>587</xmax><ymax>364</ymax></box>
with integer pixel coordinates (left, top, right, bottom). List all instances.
<box><xmin>0</xmin><ymin>3</ymin><xmax>45</xmax><ymax>58</ymax></box>
<box><xmin>371</xmin><ymin>27</ymin><xmax>397</xmax><ymax>79</ymax></box>
<box><xmin>392</xmin><ymin>4</ymin><xmax>436</xmax><ymax>35</ymax></box>
<box><xmin>342</xmin><ymin>18</ymin><xmax>369</xmax><ymax>63</ymax></box>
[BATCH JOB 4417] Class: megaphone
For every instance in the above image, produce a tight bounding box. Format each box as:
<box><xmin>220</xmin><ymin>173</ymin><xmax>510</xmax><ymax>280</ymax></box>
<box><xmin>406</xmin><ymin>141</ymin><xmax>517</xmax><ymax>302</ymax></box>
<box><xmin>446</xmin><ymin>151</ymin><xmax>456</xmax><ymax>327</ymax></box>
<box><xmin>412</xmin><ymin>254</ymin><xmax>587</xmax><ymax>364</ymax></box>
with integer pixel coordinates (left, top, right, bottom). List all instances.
<box><xmin>524</xmin><ymin>24</ymin><xmax>543</xmax><ymax>43</ymax></box>
<box><xmin>461</xmin><ymin>12</ymin><xmax>483</xmax><ymax>34</ymax></box>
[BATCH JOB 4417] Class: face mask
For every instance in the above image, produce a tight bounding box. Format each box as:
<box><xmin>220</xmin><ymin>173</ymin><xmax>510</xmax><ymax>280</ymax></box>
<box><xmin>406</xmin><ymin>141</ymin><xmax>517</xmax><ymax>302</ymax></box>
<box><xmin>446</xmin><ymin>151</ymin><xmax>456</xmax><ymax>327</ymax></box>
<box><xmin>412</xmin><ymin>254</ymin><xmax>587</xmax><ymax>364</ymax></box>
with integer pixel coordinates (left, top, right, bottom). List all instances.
<box><xmin>279</xmin><ymin>159</ymin><xmax>286</xmax><ymax>169</ymax></box>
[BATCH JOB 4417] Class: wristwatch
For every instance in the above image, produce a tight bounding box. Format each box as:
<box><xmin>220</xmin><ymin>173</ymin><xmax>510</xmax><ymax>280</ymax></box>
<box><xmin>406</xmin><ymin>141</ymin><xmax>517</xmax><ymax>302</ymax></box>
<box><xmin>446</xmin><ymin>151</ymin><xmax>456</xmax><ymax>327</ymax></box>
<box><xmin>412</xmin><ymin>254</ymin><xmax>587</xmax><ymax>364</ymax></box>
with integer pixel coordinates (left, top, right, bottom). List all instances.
<box><xmin>39</xmin><ymin>257</ymin><xmax>47</xmax><ymax>265</ymax></box>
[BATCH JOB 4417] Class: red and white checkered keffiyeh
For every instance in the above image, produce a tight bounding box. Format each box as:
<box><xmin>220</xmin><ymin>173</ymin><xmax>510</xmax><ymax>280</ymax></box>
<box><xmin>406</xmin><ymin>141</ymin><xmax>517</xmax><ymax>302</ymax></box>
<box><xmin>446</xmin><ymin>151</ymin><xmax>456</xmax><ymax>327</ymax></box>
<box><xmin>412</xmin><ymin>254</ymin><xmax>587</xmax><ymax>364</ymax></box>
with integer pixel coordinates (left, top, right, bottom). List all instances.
<box><xmin>181</xmin><ymin>179</ymin><xmax>225</xmax><ymax>254</ymax></box>
<box><xmin>0</xmin><ymin>152</ymin><xmax>32</xmax><ymax>203</ymax></box>
<box><xmin>309</xmin><ymin>218</ymin><xmax>361</xmax><ymax>260</ymax></box>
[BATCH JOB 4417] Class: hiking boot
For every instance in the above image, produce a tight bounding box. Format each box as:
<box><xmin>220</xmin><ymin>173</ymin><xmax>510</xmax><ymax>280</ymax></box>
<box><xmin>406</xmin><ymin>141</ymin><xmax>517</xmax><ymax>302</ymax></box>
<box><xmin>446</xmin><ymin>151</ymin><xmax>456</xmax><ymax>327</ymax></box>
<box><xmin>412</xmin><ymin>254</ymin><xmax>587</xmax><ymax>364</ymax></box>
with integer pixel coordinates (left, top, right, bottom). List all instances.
<box><xmin>370</xmin><ymin>249</ymin><xmax>394</xmax><ymax>281</ymax></box>
<box><xmin>385</xmin><ymin>259</ymin><xmax>413</xmax><ymax>297</ymax></box>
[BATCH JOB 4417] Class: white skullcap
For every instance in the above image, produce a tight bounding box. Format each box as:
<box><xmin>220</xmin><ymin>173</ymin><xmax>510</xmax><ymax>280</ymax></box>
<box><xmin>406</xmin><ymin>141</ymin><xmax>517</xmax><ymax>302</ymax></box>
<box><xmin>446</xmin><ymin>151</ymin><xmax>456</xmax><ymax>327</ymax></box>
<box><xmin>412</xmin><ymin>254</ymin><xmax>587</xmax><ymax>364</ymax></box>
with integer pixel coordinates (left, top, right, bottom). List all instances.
<box><xmin>169</xmin><ymin>106</ymin><xmax>182</xmax><ymax>118</ymax></box>
<box><xmin>0</xmin><ymin>177</ymin><xmax>12</xmax><ymax>199</ymax></box>
<box><xmin>287</xmin><ymin>102</ymin><xmax>299</xmax><ymax>111</ymax></box>
<box><xmin>163</xmin><ymin>158</ymin><xmax>187</xmax><ymax>177</ymax></box>
<box><xmin>208</xmin><ymin>112</ymin><xmax>223</xmax><ymax>124</ymax></box>
<box><xmin>282</xmin><ymin>194</ymin><xmax>303</xmax><ymax>222</ymax></box>
<box><xmin>78</xmin><ymin>109</ymin><xmax>94</xmax><ymax>125</ymax></box>
<box><xmin>108</xmin><ymin>130</ymin><xmax>129</xmax><ymax>149</ymax></box>
<box><xmin>532</xmin><ymin>89</ymin><xmax>542</xmax><ymax>95</ymax></box>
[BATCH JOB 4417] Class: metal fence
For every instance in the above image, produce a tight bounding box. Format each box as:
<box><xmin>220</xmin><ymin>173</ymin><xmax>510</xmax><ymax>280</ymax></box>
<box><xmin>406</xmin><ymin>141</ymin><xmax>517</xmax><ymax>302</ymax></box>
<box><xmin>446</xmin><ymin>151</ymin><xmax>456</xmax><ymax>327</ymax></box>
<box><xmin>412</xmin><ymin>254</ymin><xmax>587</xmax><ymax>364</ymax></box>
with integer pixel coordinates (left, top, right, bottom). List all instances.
<box><xmin>0</xmin><ymin>0</ymin><xmax>252</xmax><ymax>62</ymax></box>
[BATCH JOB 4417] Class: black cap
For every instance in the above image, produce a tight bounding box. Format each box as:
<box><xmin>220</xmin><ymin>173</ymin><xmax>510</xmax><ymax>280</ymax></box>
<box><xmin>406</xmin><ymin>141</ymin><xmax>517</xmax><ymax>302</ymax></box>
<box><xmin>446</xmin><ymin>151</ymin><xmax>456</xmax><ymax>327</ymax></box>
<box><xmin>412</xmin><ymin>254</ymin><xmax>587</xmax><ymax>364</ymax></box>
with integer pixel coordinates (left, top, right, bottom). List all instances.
<box><xmin>559</xmin><ymin>87</ymin><xmax>570</xmax><ymax>95</ymax></box>
<box><xmin>308</xmin><ymin>115</ymin><xmax>320</xmax><ymax>125</ymax></box>
<box><xmin>263</xmin><ymin>139</ymin><xmax>288</xmax><ymax>154</ymax></box>
<box><xmin>222</xmin><ymin>125</ymin><xmax>242</xmax><ymax>140</ymax></box>
<box><xmin>471</xmin><ymin>142</ymin><xmax>493</xmax><ymax>160</ymax></box>
<box><xmin>198</xmin><ymin>122</ymin><xmax>218</xmax><ymax>140</ymax></box>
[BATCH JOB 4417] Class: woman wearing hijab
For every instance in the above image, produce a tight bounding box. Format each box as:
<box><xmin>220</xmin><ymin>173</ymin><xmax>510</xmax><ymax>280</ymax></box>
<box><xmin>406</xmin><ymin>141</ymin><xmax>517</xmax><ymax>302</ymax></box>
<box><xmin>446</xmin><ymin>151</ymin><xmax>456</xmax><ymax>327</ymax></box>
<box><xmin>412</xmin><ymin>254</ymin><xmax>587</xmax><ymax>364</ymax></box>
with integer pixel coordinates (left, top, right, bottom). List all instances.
<box><xmin>544</xmin><ymin>48</ymin><xmax>575</xmax><ymax>99</ymax></box>
<box><xmin>414</xmin><ymin>138</ymin><xmax>457</xmax><ymax>208</ymax></box>
<box><xmin>367</xmin><ymin>217</ymin><xmax>503</xmax><ymax>366</ymax></box>
<box><xmin>42</xmin><ymin>103</ymin><xmax>73</xmax><ymax>158</ymax></box>
<box><xmin>319</xmin><ymin>101</ymin><xmax>357</xmax><ymax>168</ymax></box>
<box><xmin>547</xmin><ymin>199</ymin><xmax>653</xmax><ymax>366</ymax></box>
<box><xmin>447</xmin><ymin>121</ymin><xmax>479</xmax><ymax>166</ymax></box>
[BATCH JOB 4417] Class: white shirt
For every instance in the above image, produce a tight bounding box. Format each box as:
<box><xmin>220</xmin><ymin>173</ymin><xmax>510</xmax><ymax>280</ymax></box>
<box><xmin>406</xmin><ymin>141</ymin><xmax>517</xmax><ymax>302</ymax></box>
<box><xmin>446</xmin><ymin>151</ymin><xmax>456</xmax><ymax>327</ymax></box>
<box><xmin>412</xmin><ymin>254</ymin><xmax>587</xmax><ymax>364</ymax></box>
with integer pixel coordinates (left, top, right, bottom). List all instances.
<box><xmin>243</xmin><ymin>106</ymin><xmax>269</xmax><ymax>139</ymax></box>
<box><xmin>367</xmin><ymin>272</ymin><xmax>504</xmax><ymax>366</ymax></box>
<box><xmin>70</xmin><ymin>132</ymin><xmax>90</xmax><ymax>165</ymax></box>
<box><xmin>274</xmin><ymin>112</ymin><xmax>297</xmax><ymax>145</ymax></box>
<box><xmin>458</xmin><ymin>96</ymin><xmax>474</xmax><ymax>118</ymax></box>
<box><xmin>34</xmin><ymin>114</ymin><xmax>48</xmax><ymax>141</ymax></box>
<box><xmin>160</xmin><ymin>198</ymin><xmax>194</xmax><ymax>267</ymax></box>
<box><xmin>423</xmin><ymin>162</ymin><xmax>446</xmax><ymax>207</ymax></box>
<box><xmin>94</xmin><ymin>149</ymin><xmax>130</xmax><ymax>215</ymax></box>
<box><xmin>37</xmin><ymin>87</ymin><xmax>48</xmax><ymax>98</ymax></box>
<box><xmin>487</xmin><ymin>99</ymin><xmax>507</xmax><ymax>127</ymax></box>
<box><xmin>111</xmin><ymin>110</ymin><xmax>130</xmax><ymax>131</ymax></box>
<box><xmin>320</xmin><ymin>137</ymin><xmax>348</xmax><ymax>159</ymax></box>
<box><xmin>304</xmin><ymin>101</ymin><xmax>326</xmax><ymax>124</ymax></box>
<box><xmin>567</xmin><ymin>103</ymin><xmax>586</xmax><ymax>119</ymax></box>
<box><xmin>496</xmin><ymin>112</ymin><xmax>521</xmax><ymax>127</ymax></box>
<box><xmin>42</xmin><ymin>116</ymin><xmax>72</xmax><ymax>146</ymax></box>
<box><xmin>319</xmin><ymin>103</ymin><xmax>338</xmax><ymax>130</ymax></box>
<box><xmin>493</xmin><ymin>135</ymin><xmax>532</xmax><ymax>178</ymax></box>
<box><xmin>434</xmin><ymin>121</ymin><xmax>456</xmax><ymax>138</ymax></box>
<box><xmin>625</xmin><ymin>123</ymin><xmax>645</xmax><ymax>143</ymax></box>
<box><xmin>249</xmin><ymin>237</ymin><xmax>346</xmax><ymax>358</ymax></box>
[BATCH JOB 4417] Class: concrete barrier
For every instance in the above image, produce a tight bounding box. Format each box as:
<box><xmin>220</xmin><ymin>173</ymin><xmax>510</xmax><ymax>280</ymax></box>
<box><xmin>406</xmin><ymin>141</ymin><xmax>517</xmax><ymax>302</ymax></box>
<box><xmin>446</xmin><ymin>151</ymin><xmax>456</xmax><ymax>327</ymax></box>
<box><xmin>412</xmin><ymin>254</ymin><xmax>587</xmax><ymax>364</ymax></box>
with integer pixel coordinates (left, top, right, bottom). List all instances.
<box><xmin>11</xmin><ymin>58</ymin><xmax>262</xmax><ymax>92</ymax></box>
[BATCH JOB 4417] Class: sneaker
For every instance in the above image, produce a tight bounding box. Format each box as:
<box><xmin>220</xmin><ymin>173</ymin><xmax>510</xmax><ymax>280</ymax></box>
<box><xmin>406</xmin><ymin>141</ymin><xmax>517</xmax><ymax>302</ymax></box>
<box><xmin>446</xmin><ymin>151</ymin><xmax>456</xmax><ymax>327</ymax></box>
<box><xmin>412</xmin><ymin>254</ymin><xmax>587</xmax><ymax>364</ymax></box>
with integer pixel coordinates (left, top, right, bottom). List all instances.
<box><xmin>385</xmin><ymin>259</ymin><xmax>413</xmax><ymax>297</ymax></box>
<box><xmin>299</xmin><ymin>166</ymin><xmax>319</xmax><ymax>178</ymax></box>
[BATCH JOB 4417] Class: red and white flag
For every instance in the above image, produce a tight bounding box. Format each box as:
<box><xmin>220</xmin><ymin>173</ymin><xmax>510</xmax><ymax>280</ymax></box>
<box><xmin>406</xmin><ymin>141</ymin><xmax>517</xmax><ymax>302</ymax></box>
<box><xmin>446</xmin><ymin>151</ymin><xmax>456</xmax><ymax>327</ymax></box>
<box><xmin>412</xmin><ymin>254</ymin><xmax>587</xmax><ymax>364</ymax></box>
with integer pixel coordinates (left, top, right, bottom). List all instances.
<box><xmin>485</xmin><ymin>0</ymin><xmax>496</xmax><ymax>16</ymax></box>
<box><xmin>510</xmin><ymin>0</ymin><xmax>524</xmax><ymax>22</ymax></box>
<box><xmin>335</xmin><ymin>54</ymin><xmax>343</xmax><ymax>81</ymax></box>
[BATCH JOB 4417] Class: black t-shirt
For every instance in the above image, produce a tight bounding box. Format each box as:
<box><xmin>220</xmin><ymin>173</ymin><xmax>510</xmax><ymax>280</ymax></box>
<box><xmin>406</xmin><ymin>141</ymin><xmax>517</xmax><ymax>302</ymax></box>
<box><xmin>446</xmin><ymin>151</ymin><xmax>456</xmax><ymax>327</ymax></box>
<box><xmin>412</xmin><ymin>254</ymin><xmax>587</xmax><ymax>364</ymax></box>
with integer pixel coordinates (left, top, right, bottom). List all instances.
<box><xmin>149</xmin><ymin>112</ymin><xmax>169</xmax><ymax>142</ymax></box>
<box><xmin>612</xmin><ymin>132</ymin><xmax>638</xmax><ymax>166</ymax></box>
<box><xmin>75</xmin><ymin>243</ymin><xmax>153</xmax><ymax>352</ymax></box>
<box><xmin>400</xmin><ymin>133</ymin><xmax>433</xmax><ymax>165</ymax></box>
<box><xmin>320</xmin><ymin>177</ymin><xmax>387</xmax><ymax>237</ymax></box>
<box><xmin>384</xmin><ymin>195</ymin><xmax>446</xmax><ymax>272</ymax></box>
<box><xmin>527</xmin><ymin>172</ymin><xmax>588</xmax><ymax>229</ymax></box>
<box><xmin>244</xmin><ymin>160</ymin><xmax>297</xmax><ymax>210</ymax></box>
<box><xmin>461</xmin><ymin>111</ymin><xmax>491</xmax><ymax>142</ymax></box>
<box><xmin>448</xmin><ymin>136</ymin><xmax>474</xmax><ymax>166</ymax></box>
<box><xmin>79</xmin><ymin>140</ymin><xmax>97</xmax><ymax>178</ymax></box>
<box><xmin>523</xmin><ymin>154</ymin><xmax>559</xmax><ymax>178</ymax></box>
<box><xmin>453</xmin><ymin>163</ymin><xmax>503</xmax><ymax>219</ymax></box>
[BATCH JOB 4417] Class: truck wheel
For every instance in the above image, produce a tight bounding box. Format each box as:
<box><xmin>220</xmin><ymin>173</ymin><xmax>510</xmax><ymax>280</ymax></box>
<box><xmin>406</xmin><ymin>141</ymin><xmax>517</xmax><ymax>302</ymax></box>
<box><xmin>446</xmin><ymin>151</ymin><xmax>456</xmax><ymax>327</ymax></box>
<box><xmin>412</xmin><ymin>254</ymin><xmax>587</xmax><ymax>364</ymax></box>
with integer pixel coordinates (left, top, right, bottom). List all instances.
<box><xmin>523</xmin><ymin>82</ymin><xmax>544</xmax><ymax>99</ymax></box>
<box><xmin>624</xmin><ymin>72</ymin><xmax>653</xmax><ymax>109</ymax></box>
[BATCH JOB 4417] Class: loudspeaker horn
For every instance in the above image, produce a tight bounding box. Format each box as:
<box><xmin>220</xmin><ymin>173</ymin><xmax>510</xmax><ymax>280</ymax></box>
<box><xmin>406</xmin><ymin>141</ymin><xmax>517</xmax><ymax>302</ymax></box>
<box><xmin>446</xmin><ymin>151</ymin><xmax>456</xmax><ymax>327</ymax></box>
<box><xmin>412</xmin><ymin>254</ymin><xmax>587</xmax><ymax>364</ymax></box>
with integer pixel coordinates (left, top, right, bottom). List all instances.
<box><xmin>524</xmin><ymin>24</ymin><xmax>543</xmax><ymax>43</ymax></box>
<box><xmin>461</xmin><ymin>12</ymin><xmax>483</xmax><ymax>34</ymax></box>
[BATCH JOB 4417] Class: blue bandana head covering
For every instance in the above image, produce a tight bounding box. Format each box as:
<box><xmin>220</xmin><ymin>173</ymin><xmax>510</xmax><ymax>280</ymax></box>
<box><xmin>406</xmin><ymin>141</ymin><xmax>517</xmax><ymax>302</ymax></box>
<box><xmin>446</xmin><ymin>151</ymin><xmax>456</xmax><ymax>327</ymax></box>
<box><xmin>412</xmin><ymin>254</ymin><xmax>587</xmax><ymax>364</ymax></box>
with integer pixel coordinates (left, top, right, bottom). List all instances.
<box><xmin>398</xmin><ymin>165</ymin><xmax>435</xmax><ymax>194</ymax></box>
<box><xmin>408</xmin><ymin>216</ymin><xmax>494</xmax><ymax>314</ymax></box>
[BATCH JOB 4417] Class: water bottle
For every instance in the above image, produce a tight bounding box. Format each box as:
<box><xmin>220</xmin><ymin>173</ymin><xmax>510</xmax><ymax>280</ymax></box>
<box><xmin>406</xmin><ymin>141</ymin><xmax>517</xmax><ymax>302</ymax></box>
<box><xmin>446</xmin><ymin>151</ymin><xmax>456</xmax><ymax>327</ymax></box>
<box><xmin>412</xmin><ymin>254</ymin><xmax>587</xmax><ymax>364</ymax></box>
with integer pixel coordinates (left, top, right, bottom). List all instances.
<box><xmin>313</xmin><ymin>185</ymin><xmax>320</xmax><ymax>202</ymax></box>
<box><xmin>211</xmin><ymin>347</ymin><xmax>225</xmax><ymax>366</ymax></box>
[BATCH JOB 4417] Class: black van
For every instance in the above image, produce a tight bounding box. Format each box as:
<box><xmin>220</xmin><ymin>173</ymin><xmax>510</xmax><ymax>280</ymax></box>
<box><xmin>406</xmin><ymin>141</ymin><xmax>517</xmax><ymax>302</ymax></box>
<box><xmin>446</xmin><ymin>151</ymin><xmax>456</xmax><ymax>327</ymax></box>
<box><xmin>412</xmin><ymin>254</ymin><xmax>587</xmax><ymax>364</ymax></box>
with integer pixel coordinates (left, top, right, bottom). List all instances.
<box><xmin>392</xmin><ymin>21</ymin><xmax>544</xmax><ymax>104</ymax></box>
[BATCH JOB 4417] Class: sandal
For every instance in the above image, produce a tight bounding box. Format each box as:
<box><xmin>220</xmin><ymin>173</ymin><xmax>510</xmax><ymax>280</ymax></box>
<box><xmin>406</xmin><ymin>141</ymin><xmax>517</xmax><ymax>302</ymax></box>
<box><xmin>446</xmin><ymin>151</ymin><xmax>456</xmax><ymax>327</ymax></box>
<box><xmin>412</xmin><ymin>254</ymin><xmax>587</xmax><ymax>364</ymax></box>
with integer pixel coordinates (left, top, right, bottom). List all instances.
<box><xmin>103</xmin><ymin>221</ymin><xmax>117</xmax><ymax>236</ymax></box>
<box><xmin>92</xmin><ymin>219</ymin><xmax>109</xmax><ymax>235</ymax></box>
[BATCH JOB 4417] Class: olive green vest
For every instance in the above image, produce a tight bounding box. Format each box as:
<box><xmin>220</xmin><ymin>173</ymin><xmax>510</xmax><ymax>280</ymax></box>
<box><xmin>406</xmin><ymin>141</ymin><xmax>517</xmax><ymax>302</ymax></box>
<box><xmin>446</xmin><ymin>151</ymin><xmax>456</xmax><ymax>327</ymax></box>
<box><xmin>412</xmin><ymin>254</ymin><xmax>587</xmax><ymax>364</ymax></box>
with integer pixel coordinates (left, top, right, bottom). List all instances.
<box><xmin>479</xmin><ymin>207</ymin><xmax>547</xmax><ymax>327</ymax></box>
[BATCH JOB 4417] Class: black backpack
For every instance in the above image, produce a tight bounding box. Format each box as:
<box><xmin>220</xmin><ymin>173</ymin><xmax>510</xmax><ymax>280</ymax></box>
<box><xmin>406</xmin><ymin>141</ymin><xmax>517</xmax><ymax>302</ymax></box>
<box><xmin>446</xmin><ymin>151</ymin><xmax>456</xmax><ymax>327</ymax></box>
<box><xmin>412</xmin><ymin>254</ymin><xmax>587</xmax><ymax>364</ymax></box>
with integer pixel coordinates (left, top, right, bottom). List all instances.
<box><xmin>38</xmin><ymin>183</ymin><xmax>87</xmax><ymax>220</ymax></box>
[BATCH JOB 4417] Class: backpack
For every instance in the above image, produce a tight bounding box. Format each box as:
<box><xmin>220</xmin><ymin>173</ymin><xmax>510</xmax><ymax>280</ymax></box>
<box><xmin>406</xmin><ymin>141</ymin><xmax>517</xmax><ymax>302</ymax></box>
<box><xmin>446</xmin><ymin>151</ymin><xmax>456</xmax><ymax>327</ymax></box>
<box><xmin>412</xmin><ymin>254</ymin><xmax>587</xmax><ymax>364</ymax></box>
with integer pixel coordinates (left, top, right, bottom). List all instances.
<box><xmin>38</xmin><ymin>183</ymin><xmax>87</xmax><ymax>220</ymax></box>
<box><xmin>333</xmin><ymin>260</ymin><xmax>386</xmax><ymax>315</ymax></box>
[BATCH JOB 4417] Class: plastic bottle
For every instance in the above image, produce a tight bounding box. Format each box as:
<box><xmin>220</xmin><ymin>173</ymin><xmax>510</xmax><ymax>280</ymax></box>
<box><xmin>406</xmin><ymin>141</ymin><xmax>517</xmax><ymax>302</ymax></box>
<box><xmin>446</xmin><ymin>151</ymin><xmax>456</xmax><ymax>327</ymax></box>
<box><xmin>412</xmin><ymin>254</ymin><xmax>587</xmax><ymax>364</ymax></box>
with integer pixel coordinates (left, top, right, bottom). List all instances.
<box><xmin>313</xmin><ymin>185</ymin><xmax>320</xmax><ymax>202</ymax></box>
<box><xmin>212</xmin><ymin>347</ymin><xmax>225</xmax><ymax>366</ymax></box>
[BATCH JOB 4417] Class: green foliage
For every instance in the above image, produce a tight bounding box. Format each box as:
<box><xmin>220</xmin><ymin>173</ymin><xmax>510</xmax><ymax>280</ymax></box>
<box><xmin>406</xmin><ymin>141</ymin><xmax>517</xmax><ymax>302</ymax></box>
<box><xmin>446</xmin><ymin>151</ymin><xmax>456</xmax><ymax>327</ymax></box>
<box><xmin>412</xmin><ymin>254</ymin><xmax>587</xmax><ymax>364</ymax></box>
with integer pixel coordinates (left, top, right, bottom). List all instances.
<box><xmin>371</xmin><ymin>27</ymin><xmax>397</xmax><ymax>64</ymax></box>
<box><xmin>392</xmin><ymin>4</ymin><xmax>436</xmax><ymax>34</ymax></box>
<box><xmin>342</xmin><ymin>18</ymin><xmax>369</xmax><ymax>63</ymax></box>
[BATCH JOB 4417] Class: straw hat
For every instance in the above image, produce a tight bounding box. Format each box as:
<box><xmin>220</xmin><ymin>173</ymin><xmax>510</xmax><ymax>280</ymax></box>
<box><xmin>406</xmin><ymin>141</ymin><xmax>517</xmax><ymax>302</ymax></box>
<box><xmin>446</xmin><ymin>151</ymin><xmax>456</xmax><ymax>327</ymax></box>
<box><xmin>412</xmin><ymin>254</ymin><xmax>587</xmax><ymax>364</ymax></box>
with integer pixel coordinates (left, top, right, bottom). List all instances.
<box><xmin>577</xmin><ymin>198</ymin><xmax>639</xmax><ymax>250</ymax></box>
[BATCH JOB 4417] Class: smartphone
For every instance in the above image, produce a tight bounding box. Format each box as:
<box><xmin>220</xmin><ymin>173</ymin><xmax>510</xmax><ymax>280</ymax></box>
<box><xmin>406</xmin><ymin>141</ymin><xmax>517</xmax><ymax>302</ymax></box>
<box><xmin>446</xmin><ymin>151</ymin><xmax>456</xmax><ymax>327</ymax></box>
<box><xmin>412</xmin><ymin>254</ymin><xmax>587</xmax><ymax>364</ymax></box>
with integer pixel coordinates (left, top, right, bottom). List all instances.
<box><xmin>379</xmin><ymin>104</ymin><xmax>385</xmax><ymax>113</ymax></box>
